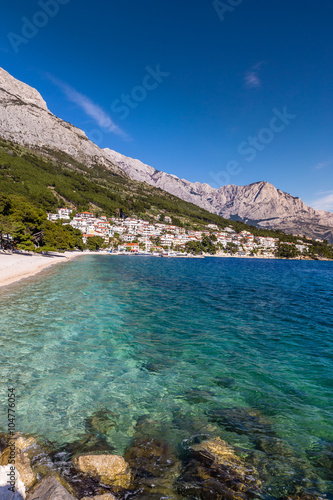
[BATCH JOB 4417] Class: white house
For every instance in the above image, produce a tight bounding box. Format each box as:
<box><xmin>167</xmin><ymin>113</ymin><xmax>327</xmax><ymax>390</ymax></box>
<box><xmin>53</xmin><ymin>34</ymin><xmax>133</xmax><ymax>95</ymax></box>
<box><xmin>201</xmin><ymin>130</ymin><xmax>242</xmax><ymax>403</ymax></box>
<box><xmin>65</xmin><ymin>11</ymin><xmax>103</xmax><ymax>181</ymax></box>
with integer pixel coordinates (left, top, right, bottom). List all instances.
<box><xmin>47</xmin><ymin>213</ymin><xmax>60</xmax><ymax>221</ymax></box>
<box><xmin>58</xmin><ymin>208</ymin><xmax>72</xmax><ymax>219</ymax></box>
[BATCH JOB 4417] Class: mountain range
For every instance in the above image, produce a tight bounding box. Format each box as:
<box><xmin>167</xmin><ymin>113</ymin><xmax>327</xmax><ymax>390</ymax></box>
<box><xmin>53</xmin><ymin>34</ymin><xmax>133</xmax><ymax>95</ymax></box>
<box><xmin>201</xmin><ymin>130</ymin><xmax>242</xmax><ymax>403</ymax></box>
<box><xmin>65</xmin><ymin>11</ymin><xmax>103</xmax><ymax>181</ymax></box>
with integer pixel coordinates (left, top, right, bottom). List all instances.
<box><xmin>1</xmin><ymin>66</ymin><xmax>332</xmax><ymax>242</ymax></box>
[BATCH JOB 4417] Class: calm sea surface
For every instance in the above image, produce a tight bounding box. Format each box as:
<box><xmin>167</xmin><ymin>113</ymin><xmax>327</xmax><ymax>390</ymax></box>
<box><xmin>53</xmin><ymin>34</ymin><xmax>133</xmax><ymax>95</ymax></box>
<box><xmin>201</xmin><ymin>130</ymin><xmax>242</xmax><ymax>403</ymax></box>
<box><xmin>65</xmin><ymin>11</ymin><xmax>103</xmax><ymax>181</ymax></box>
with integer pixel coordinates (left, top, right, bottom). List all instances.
<box><xmin>0</xmin><ymin>256</ymin><xmax>332</xmax><ymax>496</ymax></box>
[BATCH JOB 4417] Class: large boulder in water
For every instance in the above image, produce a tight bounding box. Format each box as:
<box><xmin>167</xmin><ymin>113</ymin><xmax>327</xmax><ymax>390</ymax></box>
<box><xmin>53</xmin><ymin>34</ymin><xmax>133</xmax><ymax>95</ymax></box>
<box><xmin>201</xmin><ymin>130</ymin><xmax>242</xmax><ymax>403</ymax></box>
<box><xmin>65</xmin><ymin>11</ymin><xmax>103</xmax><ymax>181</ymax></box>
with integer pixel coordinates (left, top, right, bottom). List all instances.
<box><xmin>73</xmin><ymin>454</ymin><xmax>131</xmax><ymax>489</ymax></box>
<box><xmin>176</xmin><ymin>437</ymin><xmax>262</xmax><ymax>499</ymax></box>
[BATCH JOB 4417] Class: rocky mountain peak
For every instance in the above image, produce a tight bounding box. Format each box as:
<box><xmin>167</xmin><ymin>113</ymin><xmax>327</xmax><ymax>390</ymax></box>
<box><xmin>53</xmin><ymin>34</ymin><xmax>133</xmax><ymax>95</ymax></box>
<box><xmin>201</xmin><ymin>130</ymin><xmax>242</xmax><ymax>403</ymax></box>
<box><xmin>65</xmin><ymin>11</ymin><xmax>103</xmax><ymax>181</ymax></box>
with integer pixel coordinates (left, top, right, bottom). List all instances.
<box><xmin>0</xmin><ymin>67</ymin><xmax>48</xmax><ymax>111</ymax></box>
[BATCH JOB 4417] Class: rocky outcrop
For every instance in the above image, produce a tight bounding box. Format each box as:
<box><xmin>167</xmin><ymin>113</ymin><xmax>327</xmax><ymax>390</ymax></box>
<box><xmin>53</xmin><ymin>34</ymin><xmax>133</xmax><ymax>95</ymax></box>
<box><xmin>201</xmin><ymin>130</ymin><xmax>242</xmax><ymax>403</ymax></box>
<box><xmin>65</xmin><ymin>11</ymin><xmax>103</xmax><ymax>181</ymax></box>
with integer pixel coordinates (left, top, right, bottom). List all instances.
<box><xmin>27</xmin><ymin>476</ymin><xmax>77</xmax><ymax>499</ymax></box>
<box><xmin>73</xmin><ymin>454</ymin><xmax>131</xmax><ymax>489</ymax></box>
<box><xmin>0</xmin><ymin>446</ymin><xmax>36</xmax><ymax>490</ymax></box>
<box><xmin>176</xmin><ymin>436</ymin><xmax>262</xmax><ymax>499</ymax></box>
<box><xmin>104</xmin><ymin>149</ymin><xmax>333</xmax><ymax>242</ymax></box>
<box><xmin>0</xmin><ymin>67</ymin><xmax>123</xmax><ymax>175</ymax></box>
<box><xmin>1</xmin><ymin>66</ymin><xmax>333</xmax><ymax>241</ymax></box>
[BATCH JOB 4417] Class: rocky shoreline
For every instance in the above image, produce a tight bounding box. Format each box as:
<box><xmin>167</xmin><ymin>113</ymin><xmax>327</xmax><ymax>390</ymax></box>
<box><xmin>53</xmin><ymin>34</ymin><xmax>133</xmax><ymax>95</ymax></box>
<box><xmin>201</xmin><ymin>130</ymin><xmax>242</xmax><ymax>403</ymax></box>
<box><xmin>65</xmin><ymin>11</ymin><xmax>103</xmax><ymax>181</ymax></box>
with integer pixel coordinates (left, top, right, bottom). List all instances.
<box><xmin>0</xmin><ymin>408</ymin><xmax>329</xmax><ymax>500</ymax></box>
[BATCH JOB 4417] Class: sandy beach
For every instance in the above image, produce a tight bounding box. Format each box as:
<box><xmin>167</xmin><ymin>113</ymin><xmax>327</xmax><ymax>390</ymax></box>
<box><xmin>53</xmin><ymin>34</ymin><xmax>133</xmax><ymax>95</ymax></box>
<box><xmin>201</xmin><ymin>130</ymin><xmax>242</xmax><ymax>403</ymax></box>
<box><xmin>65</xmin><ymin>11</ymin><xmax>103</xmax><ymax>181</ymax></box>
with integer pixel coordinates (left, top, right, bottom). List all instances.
<box><xmin>0</xmin><ymin>250</ymin><xmax>93</xmax><ymax>289</ymax></box>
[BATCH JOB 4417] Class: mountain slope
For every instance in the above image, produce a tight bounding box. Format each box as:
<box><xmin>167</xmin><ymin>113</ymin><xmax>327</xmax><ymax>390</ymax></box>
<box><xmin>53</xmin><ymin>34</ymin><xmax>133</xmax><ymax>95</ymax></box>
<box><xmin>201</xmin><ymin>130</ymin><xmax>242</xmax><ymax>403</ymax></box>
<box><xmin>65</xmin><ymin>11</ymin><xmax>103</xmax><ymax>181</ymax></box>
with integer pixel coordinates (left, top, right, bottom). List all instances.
<box><xmin>1</xmin><ymin>66</ymin><xmax>333</xmax><ymax>242</ymax></box>
<box><xmin>0</xmin><ymin>67</ymin><xmax>123</xmax><ymax>175</ymax></box>
<box><xmin>104</xmin><ymin>149</ymin><xmax>333</xmax><ymax>242</ymax></box>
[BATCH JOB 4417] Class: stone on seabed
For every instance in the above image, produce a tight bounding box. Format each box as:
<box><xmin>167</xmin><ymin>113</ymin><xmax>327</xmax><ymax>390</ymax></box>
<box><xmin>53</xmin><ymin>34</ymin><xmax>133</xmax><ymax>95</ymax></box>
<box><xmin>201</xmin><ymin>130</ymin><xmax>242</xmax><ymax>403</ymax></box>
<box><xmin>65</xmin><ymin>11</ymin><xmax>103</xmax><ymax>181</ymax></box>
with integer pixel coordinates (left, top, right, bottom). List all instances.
<box><xmin>124</xmin><ymin>435</ymin><xmax>182</xmax><ymax>498</ymax></box>
<box><xmin>85</xmin><ymin>410</ymin><xmax>118</xmax><ymax>436</ymax></box>
<box><xmin>26</xmin><ymin>475</ymin><xmax>77</xmax><ymax>499</ymax></box>
<box><xmin>73</xmin><ymin>454</ymin><xmax>131</xmax><ymax>489</ymax></box>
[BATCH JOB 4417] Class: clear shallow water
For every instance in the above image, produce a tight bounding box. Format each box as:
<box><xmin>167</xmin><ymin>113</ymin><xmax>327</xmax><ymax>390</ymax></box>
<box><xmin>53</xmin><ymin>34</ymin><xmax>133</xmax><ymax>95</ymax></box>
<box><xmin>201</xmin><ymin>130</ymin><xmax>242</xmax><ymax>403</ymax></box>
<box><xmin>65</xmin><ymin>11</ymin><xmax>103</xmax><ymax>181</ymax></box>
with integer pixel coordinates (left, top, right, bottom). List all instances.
<box><xmin>0</xmin><ymin>256</ymin><xmax>333</xmax><ymax>496</ymax></box>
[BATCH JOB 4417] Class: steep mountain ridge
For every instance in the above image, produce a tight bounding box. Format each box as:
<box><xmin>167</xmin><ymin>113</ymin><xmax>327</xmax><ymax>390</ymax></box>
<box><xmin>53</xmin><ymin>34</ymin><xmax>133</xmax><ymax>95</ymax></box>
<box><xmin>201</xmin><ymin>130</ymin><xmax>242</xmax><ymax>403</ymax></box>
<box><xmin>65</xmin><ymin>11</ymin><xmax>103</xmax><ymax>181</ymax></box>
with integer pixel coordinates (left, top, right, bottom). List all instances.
<box><xmin>1</xmin><ymin>66</ymin><xmax>333</xmax><ymax>241</ymax></box>
<box><xmin>0</xmin><ymin>67</ymin><xmax>123</xmax><ymax>175</ymax></box>
<box><xmin>104</xmin><ymin>149</ymin><xmax>333</xmax><ymax>241</ymax></box>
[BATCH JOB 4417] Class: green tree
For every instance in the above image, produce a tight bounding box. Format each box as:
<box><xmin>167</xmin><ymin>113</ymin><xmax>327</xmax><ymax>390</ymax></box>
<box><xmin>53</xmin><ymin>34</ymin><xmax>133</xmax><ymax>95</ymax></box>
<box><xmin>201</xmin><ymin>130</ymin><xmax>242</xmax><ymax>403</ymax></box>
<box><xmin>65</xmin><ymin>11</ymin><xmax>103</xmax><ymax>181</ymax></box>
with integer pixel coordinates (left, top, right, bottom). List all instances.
<box><xmin>185</xmin><ymin>241</ymin><xmax>204</xmax><ymax>255</ymax></box>
<box><xmin>226</xmin><ymin>242</ymin><xmax>238</xmax><ymax>254</ymax></box>
<box><xmin>201</xmin><ymin>235</ymin><xmax>217</xmax><ymax>254</ymax></box>
<box><xmin>275</xmin><ymin>243</ymin><xmax>300</xmax><ymax>259</ymax></box>
<box><xmin>41</xmin><ymin>221</ymin><xmax>75</xmax><ymax>250</ymax></box>
<box><xmin>86</xmin><ymin>236</ymin><xmax>105</xmax><ymax>251</ymax></box>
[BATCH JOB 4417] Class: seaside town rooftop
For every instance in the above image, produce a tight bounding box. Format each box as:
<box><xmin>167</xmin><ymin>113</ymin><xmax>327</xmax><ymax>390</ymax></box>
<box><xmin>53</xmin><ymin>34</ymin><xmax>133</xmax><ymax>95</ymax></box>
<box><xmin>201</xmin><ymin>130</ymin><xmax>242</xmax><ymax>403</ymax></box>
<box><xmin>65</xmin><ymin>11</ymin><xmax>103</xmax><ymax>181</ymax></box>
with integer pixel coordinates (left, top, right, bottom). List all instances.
<box><xmin>43</xmin><ymin>208</ymin><xmax>311</xmax><ymax>258</ymax></box>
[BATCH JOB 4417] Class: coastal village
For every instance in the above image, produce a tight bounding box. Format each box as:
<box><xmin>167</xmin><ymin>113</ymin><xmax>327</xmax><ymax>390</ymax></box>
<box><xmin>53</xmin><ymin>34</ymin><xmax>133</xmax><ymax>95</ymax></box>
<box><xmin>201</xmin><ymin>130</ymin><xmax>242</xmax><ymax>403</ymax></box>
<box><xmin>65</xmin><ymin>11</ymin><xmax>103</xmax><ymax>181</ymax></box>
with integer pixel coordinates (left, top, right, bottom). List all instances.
<box><xmin>47</xmin><ymin>208</ymin><xmax>310</xmax><ymax>257</ymax></box>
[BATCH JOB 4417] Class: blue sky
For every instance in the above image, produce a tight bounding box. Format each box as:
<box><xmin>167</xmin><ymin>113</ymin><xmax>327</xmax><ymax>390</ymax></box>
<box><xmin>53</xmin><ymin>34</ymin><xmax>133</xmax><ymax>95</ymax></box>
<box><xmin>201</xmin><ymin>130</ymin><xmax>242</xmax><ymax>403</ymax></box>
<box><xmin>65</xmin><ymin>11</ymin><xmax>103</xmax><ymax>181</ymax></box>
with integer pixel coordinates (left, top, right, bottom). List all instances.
<box><xmin>1</xmin><ymin>0</ymin><xmax>333</xmax><ymax>210</ymax></box>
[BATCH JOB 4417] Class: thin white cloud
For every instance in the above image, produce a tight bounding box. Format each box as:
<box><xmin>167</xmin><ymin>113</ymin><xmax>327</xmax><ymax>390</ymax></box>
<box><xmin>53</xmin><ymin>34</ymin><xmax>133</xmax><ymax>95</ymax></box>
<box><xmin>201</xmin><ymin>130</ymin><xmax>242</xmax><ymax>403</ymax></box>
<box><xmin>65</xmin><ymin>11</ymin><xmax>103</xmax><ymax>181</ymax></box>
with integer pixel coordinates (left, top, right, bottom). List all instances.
<box><xmin>47</xmin><ymin>75</ymin><xmax>129</xmax><ymax>140</ymax></box>
<box><xmin>314</xmin><ymin>160</ymin><xmax>333</xmax><ymax>170</ymax></box>
<box><xmin>244</xmin><ymin>72</ymin><xmax>261</xmax><ymax>88</ymax></box>
<box><xmin>244</xmin><ymin>62</ymin><xmax>263</xmax><ymax>89</ymax></box>
<box><xmin>310</xmin><ymin>191</ymin><xmax>333</xmax><ymax>211</ymax></box>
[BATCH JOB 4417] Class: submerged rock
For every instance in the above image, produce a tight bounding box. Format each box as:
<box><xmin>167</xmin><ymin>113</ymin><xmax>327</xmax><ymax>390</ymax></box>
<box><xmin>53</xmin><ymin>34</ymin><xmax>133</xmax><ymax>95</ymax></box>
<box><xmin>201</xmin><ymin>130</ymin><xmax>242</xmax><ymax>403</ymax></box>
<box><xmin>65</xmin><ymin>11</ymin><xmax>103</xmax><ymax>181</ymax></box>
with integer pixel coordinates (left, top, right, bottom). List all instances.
<box><xmin>307</xmin><ymin>440</ymin><xmax>333</xmax><ymax>480</ymax></box>
<box><xmin>213</xmin><ymin>376</ymin><xmax>235</xmax><ymax>389</ymax></box>
<box><xmin>73</xmin><ymin>454</ymin><xmax>131</xmax><ymax>490</ymax></box>
<box><xmin>85</xmin><ymin>410</ymin><xmax>118</xmax><ymax>436</ymax></box>
<box><xmin>176</xmin><ymin>437</ymin><xmax>262</xmax><ymax>499</ymax></box>
<box><xmin>184</xmin><ymin>388</ymin><xmax>215</xmax><ymax>404</ymax></box>
<box><xmin>207</xmin><ymin>406</ymin><xmax>274</xmax><ymax>442</ymax></box>
<box><xmin>172</xmin><ymin>409</ymin><xmax>219</xmax><ymax>441</ymax></box>
<box><xmin>124</xmin><ymin>436</ymin><xmax>182</xmax><ymax>499</ymax></box>
<box><xmin>141</xmin><ymin>362</ymin><xmax>160</xmax><ymax>373</ymax></box>
<box><xmin>279</xmin><ymin>489</ymin><xmax>327</xmax><ymax>500</ymax></box>
<box><xmin>141</xmin><ymin>357</ymin><xmax>176</xmax><ymax>373</ymax></box>
<box><xmin>27</xmin><ymin>475</ymin><xmax>77</xmax><ymax>499</ymax></box>
<box><xmin>60</xmin><ymin>433</ymin><xmax>113</xmax><ymax>458</ymax></box>
<box><xmin>131</xmin><ymin>415</ymin><xmax>170</xmax><ymax>443</ymax></box>
<box><xmin>248</xmin><ymin>443</ymin><xmax>322</xmax><ymax>498</ymax></box>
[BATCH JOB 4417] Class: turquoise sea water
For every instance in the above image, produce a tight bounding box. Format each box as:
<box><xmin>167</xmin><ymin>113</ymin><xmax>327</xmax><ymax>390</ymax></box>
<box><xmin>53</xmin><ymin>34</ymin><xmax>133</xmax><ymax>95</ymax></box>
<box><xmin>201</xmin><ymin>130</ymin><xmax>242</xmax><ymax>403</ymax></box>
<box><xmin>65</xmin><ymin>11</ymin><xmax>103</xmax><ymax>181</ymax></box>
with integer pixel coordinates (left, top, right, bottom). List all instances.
<box><xmin>0</xmin><ymin>256</ymin><xmax>333</xmax><ymax>497</ymax></box>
